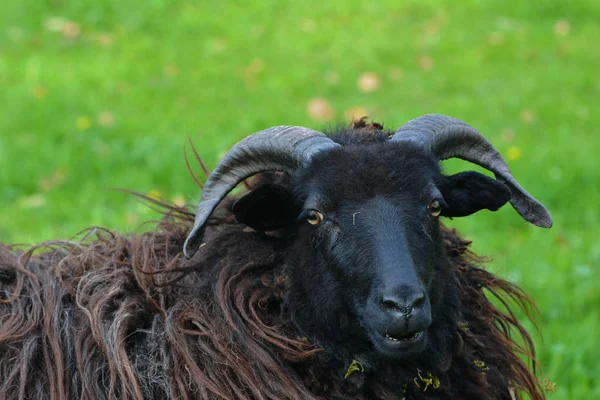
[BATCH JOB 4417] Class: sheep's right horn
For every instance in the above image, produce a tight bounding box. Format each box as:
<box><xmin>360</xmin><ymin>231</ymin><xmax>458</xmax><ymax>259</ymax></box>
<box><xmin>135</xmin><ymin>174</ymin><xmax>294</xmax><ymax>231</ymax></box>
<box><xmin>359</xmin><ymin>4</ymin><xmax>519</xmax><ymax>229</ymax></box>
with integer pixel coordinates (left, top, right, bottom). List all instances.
<box><xmin>391</xmin><ymin>114</ymin><xmax>552</xmax><ymax>228</ymax></box>
<box><xmin>183</xmin><ymin>126</ymin><xmax>339</xmax><ymax>258</ymax></box>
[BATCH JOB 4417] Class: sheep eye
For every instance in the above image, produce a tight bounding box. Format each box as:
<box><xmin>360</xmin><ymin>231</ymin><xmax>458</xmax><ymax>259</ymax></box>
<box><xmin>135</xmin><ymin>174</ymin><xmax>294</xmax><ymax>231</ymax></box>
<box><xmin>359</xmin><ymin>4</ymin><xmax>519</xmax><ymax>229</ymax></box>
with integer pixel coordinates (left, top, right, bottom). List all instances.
<box><xmin>306</xmin><ymin>210</ymin><xmax>324</xmax><ymax>225</ymax></box>
<box><xmin>429</xmin><ymin>200</ymin><xmax>442</xmax><ymax>217</ymax></box>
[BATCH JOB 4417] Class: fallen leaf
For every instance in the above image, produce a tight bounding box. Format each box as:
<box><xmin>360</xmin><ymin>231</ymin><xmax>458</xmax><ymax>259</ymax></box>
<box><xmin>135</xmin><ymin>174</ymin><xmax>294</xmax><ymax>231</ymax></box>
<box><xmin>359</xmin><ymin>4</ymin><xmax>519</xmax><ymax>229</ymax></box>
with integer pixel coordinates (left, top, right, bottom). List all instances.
<box><xmin>45</xmin><ymin>17</ymin><xmax>66</xmax><ymax>32</ymax></box>
<box><xmin>33</xmin><ymin>85</ymin><xmax>47</xmax><ymax>99</ymax></box>
<box><xmin>357</xmin><ymin>72</ymin><xmax>380</xmax><ymax>93</ymax></box>
<box><xmin>19</xmin><ymin>194</ymin><xmax>46</xmax><ymax>209</ymax></box>
<box><xmin>96</xmin><ymin>33</ymin><xmax>113</xmax><ymax>47</ymax></box>
<box><xmin>525</xmin><ymin>51</ymin><xmax>538</xmax><ymax>62</ymax></box>
<box><xmin>500</xmin><ymin>128</ymin><xmax>514</xmax><ymax>142</ymax></box>
<box><xmin>423</xmin><ymin>20</ymin><xmax>441</xmax><ymax>38</ymax></box>
<box><xmin>211</xmin><ymin>37</ymin><xmax>228</xmax><ymax>53</ymax></box>
<box><xmin>388</xmin><ymin>67</ymin><xmax>403</xmax><ymax>81</ymax></box>
<box><xmin>97</xmin><ymin>112</ymin><xmax>115</xmax><ymax>126</ymax></box>
<box><xmin>116</xmin><ymin>82</ymin><xmax>129</xmax><ymax>94</ymax></box>
<box><xmin>344</xmin><ymin>360</ymin><xmax>365</xmax><ymax>380</ymax></box>
<box><xmin>299</xmin><ymin>19</ymin><xmax>316</xmax><ymax>32</ymax></box>
<box><xmin>487</xmin><ymin>32</ymin><xmax>504</xmax><ymax>46</ymax></box>
<box><xmin>519</xmin><ymin>109</ymin><xmax>535</xmax><ymax>123</ymax></box>
<box><xmin>416</xmin><ymin>16</ymin><xmax>445</xmax><ymax>49</ymax></box>
<box><xmin>307</xmin><ymin>97</ymin><xmax>335</xmax><ymax>122</ymax></box>
<box><xmin>40</xmin><ymin>169</ymin><xmax>68</xmax><ymax>191</ymax></box>
<box><xmin>244</xmin><ymin>58</ymin><xmax>265</xmax><ymax>79</ymax></box>
<box><xmin>249</xmin><ymin>26</ymin><xmax>264</xmax><ymax>38</ymax></box>
<box><xmin>418</xmin><ymin>55</ymin><xmax>434</xmax><ymax>70</ymax></box>
<box><xmin>62</xmin><ymin>21</ymin><xmax>81</xmax><ymax>39</ymax></box>
<box><xmin>164</xmin><ymin>64</ymin><xmax>179</xmax><ymax>77</ymax></box>
<box><xmin>93</xmin><ymin>142</ymin><xmax>110</xmax><ymax>157</ymax></box>
<box><xmin>554</xmin><ymin>19</ymin><xmax>570</xmax><ymax>36</ymax></box>
<box><xmin>557</xmin><ymin>45</ymin><xmax>569</xmax><ymax>57</ymax></box>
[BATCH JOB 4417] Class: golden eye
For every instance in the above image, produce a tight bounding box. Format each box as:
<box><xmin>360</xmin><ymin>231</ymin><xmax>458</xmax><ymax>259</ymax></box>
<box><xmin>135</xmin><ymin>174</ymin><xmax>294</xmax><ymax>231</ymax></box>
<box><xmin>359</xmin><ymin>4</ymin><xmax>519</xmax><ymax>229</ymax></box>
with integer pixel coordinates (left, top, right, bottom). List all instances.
<box><xmin>429</xmin><ymin>200</ymin><xmax>442</xmax><ymax>217</ymax></box>
<box><xmin>306</xmin><ymin>210</ymin><xmax>324</xmax><ymax>225</ymax></box>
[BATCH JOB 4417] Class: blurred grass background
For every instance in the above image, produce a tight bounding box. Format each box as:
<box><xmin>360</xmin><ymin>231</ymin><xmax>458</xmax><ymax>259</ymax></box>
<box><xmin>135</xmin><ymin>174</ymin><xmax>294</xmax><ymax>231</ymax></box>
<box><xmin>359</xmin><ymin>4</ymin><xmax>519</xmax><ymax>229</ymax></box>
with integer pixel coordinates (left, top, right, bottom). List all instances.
<box><xmin>0</xmin><ymin>0</ymin><xmax>598</xmax><ymax>398</ymax></box>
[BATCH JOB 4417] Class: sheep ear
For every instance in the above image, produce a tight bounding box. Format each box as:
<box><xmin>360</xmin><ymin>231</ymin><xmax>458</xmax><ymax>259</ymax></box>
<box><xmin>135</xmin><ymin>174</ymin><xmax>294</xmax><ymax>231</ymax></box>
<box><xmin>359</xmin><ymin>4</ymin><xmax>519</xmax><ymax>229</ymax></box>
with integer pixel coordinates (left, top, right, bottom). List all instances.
<box><xmin>437</xmin><ymin>171</ymin><xmax>512</xmax><ymax>217</ymax></box>
<box><xmin>233</xmin><ymin>183</ymin><xmax>300</xmax><ymax>231</ymax></box>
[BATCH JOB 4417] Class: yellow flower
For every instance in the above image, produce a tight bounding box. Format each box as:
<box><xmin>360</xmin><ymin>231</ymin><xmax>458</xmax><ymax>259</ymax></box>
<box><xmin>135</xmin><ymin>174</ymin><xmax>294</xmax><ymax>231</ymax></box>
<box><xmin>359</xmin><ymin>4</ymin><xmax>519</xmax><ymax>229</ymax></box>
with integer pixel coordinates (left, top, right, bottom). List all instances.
<box><xmin>147</xmin><ymin>190</ymin><xmax>162</xmax><ymax>200</ymax></box>
<box><xmin>76</xmin><ymin>116</ymin><xmax>92</xmax><ymax>130</ymax></box>
<box><xmin>507</xmin><ymin>146</ymin><xmax>522</xmax><ymax>161</ymax></box>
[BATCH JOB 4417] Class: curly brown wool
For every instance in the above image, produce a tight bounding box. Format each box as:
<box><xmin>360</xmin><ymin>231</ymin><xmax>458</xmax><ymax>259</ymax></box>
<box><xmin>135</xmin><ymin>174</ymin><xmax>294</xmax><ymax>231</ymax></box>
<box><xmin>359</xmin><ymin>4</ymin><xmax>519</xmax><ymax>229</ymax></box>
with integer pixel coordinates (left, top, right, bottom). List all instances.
<box><xmin>0</xmin><ymin>204</ymin><xmax>543</xmax><ymax>400</ymax></box>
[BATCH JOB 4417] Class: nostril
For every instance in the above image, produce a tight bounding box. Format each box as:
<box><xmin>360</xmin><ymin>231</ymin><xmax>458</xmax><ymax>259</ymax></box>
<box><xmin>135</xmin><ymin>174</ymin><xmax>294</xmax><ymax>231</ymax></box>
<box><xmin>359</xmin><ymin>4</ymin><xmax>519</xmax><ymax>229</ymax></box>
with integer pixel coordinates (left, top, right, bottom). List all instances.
<box><xmin>380</xmin><ymin>290</ymin><xmax>426</xmax><ymax>313</ymax></box>
<box><xmin>381</xmin><ymin>296</ymin><xmax>414</xmax><ymax>315</ymax></box>
<box><xmin>410</xmin><ymin>291</ymin><xmax>426</xmax><ymax>308</ymax></box>
<box><xmin>381</xmin><ymin>296</ymin><xmax>401</xmax><ymax>310</ymax></box>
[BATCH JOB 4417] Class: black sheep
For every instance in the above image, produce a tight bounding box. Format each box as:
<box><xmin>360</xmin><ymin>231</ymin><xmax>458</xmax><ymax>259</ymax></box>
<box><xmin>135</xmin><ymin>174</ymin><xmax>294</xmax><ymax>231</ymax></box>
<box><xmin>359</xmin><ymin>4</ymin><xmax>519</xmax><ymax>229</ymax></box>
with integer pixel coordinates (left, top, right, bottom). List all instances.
<box><xmin>0</xmin><ymin>114</ymin><xmax>551</xmax><ymax>399</ymax></box>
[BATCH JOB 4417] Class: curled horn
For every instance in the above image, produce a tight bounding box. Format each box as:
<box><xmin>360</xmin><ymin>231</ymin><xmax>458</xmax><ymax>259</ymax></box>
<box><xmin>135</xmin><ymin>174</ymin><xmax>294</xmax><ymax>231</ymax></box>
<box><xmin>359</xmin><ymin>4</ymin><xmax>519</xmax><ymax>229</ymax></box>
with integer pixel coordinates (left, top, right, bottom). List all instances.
<box><xmin>183</xmin><ymin>126</ymin><xmax>339</xmax><ymax>258</ymax></box>
<box><xmin>391</xmin><ymin>114</ymin><xmax>552</xmax><ymax>228</ymax></box>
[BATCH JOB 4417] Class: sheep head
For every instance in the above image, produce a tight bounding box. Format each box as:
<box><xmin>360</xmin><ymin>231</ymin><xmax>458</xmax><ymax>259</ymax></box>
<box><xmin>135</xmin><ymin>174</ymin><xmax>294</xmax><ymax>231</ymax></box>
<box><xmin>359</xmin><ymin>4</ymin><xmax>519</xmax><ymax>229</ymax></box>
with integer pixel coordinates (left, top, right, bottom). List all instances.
<box><xmin>184</xmin><ymin>115</ymin><xmax>552</xmax><ymax>364</ymax></box>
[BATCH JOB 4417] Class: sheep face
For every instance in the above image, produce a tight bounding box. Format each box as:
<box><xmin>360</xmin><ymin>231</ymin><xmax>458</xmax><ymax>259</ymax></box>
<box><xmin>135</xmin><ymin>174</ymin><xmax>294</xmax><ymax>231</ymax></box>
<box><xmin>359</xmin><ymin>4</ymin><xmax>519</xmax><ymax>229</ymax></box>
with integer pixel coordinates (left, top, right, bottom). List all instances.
<box><xmin>233</xmin><ymin>142</ymin><xmax>512</xmax><ymax>362</ymax></box>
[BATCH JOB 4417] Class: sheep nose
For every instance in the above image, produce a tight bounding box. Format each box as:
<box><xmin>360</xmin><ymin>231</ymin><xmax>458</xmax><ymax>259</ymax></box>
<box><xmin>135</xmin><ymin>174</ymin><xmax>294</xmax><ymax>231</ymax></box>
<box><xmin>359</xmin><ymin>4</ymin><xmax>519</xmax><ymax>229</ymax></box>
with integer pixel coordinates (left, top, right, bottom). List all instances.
<box><xmin>380</xmin><ymin>290</ymin><xmax>426</xmax><ymax>317</ymax></box>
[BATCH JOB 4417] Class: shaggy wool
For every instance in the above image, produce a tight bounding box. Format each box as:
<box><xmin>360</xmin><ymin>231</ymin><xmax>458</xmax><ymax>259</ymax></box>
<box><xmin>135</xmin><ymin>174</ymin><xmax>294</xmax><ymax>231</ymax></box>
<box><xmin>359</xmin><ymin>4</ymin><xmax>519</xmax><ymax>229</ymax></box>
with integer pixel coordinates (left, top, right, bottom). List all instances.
<box><xmin>0</xmin><ymin>192</ymin><xmax>544</xmax><ymax>399</ymax></box>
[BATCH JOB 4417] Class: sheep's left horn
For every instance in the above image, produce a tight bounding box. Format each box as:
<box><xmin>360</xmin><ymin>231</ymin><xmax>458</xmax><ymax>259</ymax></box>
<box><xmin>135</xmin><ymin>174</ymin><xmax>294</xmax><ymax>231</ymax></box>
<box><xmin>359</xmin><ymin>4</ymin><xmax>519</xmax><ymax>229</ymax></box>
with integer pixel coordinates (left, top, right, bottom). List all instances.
<box><xmin>183</xmin><ymin>126</ymin><xmax>339</xmax><ymax>258</ymax></box>
<box><xmin>391</xmin><ymin>114</ymin><xmax>552</xmax><ymax>228</ymax></box>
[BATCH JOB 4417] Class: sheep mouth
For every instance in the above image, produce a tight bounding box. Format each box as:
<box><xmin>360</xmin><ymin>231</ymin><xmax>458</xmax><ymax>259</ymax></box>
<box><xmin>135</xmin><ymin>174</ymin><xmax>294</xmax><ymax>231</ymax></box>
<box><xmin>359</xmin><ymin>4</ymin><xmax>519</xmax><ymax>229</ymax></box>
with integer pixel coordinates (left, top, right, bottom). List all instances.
<box><xmin>368</xmin><ymin>328</ymin><xmax>427</xmax><ymax>358</ymax></box>
<box><xmin>384</xmin><ymin>331</ymin><xmax>421</xmax><ymax>342</ymax></box>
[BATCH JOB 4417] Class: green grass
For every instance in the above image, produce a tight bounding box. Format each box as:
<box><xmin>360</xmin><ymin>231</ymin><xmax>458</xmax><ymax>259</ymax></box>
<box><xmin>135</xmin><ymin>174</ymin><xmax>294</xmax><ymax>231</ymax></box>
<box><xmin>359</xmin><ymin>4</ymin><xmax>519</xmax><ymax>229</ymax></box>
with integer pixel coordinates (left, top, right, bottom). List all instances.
<box><xmin>1</xmin><ymin>1</ymin><xmax>598</xmax><ymax>398</ymax></box>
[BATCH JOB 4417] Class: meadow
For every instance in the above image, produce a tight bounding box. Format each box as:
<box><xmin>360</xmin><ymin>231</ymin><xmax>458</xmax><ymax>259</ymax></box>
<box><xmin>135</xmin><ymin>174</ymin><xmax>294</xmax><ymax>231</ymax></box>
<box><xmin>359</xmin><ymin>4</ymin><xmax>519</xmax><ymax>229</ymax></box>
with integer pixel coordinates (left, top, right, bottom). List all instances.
<box><xmin>1</xmin><ymin>1</ymin><xmax>598</xmax><ymax>398</ymax></box>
